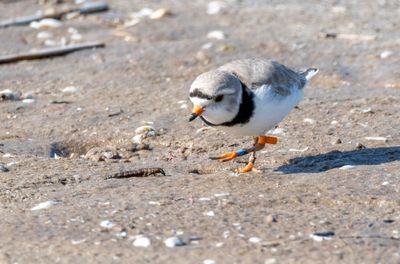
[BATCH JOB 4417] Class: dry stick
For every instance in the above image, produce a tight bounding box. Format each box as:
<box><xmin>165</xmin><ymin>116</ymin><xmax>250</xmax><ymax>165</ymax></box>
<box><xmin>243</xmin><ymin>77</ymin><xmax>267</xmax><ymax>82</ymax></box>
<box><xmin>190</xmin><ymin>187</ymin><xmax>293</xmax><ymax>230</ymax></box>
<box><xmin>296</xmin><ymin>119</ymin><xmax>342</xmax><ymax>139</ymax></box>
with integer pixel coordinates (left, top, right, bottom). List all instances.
<box><xmin>0</xmin><ymin>2</ymin><xmax>109</xmax><ymax>28</ymax></box>
<box><xmin>0</xmin><ymin>42</ymin><xmax>105</xmax><ymax>64</ymax></box>
<box><xmin>106</xmin><ymin>168</ymin><xmax>166</xmax><ymax>179</ymax></box>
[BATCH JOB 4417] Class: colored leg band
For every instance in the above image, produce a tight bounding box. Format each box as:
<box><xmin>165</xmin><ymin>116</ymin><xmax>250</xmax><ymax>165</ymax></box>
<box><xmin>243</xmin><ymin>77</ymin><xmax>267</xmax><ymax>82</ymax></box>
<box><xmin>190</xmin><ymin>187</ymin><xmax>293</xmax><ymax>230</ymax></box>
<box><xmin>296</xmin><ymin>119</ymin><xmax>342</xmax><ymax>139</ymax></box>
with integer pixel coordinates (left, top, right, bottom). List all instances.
<box><xmin>236</xmin><ymin>149</ymin><xmax>248</xmax><ymax>156</ymax></box>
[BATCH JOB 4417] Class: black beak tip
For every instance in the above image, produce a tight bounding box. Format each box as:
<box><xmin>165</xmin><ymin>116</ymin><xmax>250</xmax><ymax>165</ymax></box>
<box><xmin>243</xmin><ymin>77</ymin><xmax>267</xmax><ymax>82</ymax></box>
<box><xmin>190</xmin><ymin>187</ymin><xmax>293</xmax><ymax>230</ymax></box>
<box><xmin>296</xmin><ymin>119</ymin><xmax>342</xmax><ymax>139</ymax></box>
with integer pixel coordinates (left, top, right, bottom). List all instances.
<box><xmin>189</xmin><ymin>113</ymin><xmax>198</xmax><ymax>122</ymax></box>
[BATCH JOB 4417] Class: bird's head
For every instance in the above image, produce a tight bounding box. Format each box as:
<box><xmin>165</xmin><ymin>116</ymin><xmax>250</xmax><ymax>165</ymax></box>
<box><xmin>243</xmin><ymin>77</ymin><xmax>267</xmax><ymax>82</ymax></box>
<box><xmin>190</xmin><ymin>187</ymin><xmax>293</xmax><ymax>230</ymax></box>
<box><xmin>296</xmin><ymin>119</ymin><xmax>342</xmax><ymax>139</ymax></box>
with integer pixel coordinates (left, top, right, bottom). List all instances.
<box><xmin>188</xmin><ymin>70</ymin><xmax>242</xmax><ymax>124</ymax></box>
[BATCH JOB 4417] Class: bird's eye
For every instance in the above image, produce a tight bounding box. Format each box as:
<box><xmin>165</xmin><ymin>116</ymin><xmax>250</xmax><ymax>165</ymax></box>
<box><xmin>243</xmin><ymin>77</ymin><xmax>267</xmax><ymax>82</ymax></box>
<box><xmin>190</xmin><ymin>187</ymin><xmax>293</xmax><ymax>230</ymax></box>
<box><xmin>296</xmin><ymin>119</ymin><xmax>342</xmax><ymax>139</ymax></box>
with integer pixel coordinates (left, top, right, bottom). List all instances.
<box><xmin>214</xmin><ymin>95</ymin><xmax>224</xmax><ymax>102</ymax></box>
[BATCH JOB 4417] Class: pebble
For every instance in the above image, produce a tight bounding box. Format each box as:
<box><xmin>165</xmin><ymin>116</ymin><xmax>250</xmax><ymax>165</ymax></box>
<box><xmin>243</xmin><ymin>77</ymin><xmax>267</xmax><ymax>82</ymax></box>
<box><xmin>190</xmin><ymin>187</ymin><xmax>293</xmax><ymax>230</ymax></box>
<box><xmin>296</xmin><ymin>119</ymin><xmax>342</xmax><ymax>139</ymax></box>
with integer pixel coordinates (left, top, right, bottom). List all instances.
<box><xmin>330</xmin><ymin>120</ymin><xmax>339</xmax><ymax>125</ymax></box>
<box><xmin>303</xmin><ymin>118</ymin><xmax>316</xmax><ymax>124</ymax></box>
<box><xmin>131</xmin><ymin>134</ymin><xmax>145</xmax><ymax>144</ymax></box>
<box><xmin>62</xmin><ymin>86</ymin><xmax>79</xmax><ymax>93</ymax></box>
<box><xmin>22</xmin><ymin>98</ymin><xmax>35</xmax><ymax>104</ymax></box>
<box><xmin>180</xmin><ymin>103</ymin><xmax>188</xmax><ymax>109</ymax></box>
<box><xmin>265</xmin><ymin>214</ymin><xmax>277</xmax><ymax>224</ymax></box>
<box><xmin>30</xmin><ymin>18</ymin><xmax>63</xmax><ymax>29</ymax></box>
<box><xmin>0</xmin><ymin>89</ymin><xmax>20</xmax><ymax>101</ymax></box>
<box><xmin>149</xmin><ymin>8</ymin><xmax>172</xmax><ymax>19</ymax></box>
<box><xmin>201</xmin><ymin>42</ymin><xmax>213</xmax><ymax>49</ymax></box>
<box><xmin>339</xmin><ymin>165</ymin><xmax>356</xmax><ymax>170</ymax></box>
<box><xmin>70</xmin><ymin>33</ymin><xmax>83</xmax><ymax>41</ymax></box>
<box><xmin>204</xmin><ymin>211</ymin><xmax>215</xmax><ymax>217</ymax></box>
<box><xmin>333</xmin><ymin>138</ymin><xmax>342</xmax><ymax>144</ymax></box>
<box><xmin>44</xmin><ymin>39</ymin><xmax>57</xmax><ymax>46</ymax></box>
<box><xmin>135</xmin><ymin>125</ymin><xmax>155</xmax><ymax>135</ymax></box>
<box><xmin>207</xmin><ymin>1</ymin><xmax>226</xmax><ymax>15</ymax></box>
<box><xmin>164</xmin><ymin>236</ymin><xmax>186</xmax><ymax>247</ymax></box>
<box><xmin>198</xmin><ymin>197</ymin><xmax>211</xmax><ymax>201</ymax></box>
<box><xmin>380</xmin><ymin>50</ymin><xmax>392</xmax><ymax>59</ymax></box>
<box><xmin>355</xmin><ymin>143</ymin><xmax>366</xmax><ymax>149</ymax></box>
<box><xmin>133</xmin><ymin>235</ymin><xmax>151</xmax><ymax>247</ymax></box>
<box><xmin>289</xmin><ymin>147</ymin><xmax>309</xmax><ymax>152</ymax></box>
<box><xmin>214</xmin><ymin>192</ymin><xmax>230</xmax><ymax>197</ymax></box>
<box><xmin>37</xmin><ymin>31</ymin><xmax>53</xmax><ymax>39</ymax></box>
<box><xmin>100</xmin><ymin>220</ymin><xmax>115</xmax><ymax>229</ymax></box>
<box><xmin>264</xmin><ymin>258</ymin><xmax>277</xmax><ymax>264</ymax></box>
<box><xmin>381</xmin><ymin>181</ymin><xmax>389</xmax><ymax>186</ymax></box>
<box><xmin>207</xmin><ymin>30</ymin><xmax>225</xmax><ymax>40</ymax></box>
<box><xmin>268</xmin><ymin>127</ymin><xmax>287</xmax><ymax>135</ymax></box>
<box><xmin>310</xmin><ymin>231</ymin><xmax>335</xmax><ymax>241</ymax></box>
<box><xmin>203</xmin><ymin>260</ymin><xmax>216</xmax><ymax>264</ymax></box>
<box><xmin>131</xmin><ymin>8</ymin><xmax>154</xmax><ymax>18</ymax></box>
<box><xmin>31</xmin><ymin>200</ymin><xmax>60</xmax><ymax>211</ymax></box>
<box><xmin>115</xmin><ymin>230</ymin><xmax>128</xmax><ymax>238</ymax></box>
<box><xmin>365</xmin><ymin>136</ymin><xmax>388</xmax><ymax>142</ymax></box>
<box><xmin>0</xmin><ymin>164</ymin><xmax>9</xmax><ymax>172</ymax></box>
<box><xmin>71</xmin><ymin>238</ymin><xmax>86</xmax><ymax>245</ymax></box>
<box><xmin>249</xmin><ymin>237</ymin><xmax>261</xmax><ymax>243</ymax></box>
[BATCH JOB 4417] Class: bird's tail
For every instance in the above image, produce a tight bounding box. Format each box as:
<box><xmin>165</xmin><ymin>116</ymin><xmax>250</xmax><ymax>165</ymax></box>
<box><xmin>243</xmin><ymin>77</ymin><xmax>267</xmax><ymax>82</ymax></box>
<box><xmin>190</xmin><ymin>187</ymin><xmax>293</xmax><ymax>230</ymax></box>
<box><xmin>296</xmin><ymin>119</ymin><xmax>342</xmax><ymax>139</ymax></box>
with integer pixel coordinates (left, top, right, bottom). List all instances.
<box><xmin>301</xmin><ymin>68</ymin><xmax>319</xmax><ymax>81</ymax></box>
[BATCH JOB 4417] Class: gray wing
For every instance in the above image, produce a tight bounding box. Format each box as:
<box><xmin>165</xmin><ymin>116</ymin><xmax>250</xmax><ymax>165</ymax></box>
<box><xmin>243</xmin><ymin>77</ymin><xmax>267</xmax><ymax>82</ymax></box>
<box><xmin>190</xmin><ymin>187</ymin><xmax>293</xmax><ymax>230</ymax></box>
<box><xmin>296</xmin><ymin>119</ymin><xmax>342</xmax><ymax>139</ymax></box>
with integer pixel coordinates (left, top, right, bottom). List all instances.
<box><xmin>218</xmin><ymin>58</ymin><xmax>307</xmax><ymax>96</ymax></box>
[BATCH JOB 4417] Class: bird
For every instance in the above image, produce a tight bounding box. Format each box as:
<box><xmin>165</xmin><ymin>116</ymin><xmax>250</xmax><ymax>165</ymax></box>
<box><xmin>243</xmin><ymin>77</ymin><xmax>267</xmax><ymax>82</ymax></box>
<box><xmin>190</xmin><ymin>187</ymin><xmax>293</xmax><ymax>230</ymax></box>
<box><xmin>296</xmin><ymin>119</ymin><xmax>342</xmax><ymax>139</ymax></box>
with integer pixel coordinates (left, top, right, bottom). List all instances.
<box><xmin>188</xmin><ymin>58</ymin><xmax>318</xmax><ymax>173</ymax></box>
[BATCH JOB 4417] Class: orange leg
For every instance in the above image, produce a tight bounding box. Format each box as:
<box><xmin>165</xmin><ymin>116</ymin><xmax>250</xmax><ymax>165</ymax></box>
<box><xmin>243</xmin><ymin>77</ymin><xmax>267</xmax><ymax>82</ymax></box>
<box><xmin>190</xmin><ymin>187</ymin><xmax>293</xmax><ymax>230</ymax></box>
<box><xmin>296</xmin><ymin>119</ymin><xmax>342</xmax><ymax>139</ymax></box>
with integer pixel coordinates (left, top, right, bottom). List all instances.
<box><xmin>210</xmin><ymin>136</ymin><xmax>278</xmax><ymax>172</ymax></box>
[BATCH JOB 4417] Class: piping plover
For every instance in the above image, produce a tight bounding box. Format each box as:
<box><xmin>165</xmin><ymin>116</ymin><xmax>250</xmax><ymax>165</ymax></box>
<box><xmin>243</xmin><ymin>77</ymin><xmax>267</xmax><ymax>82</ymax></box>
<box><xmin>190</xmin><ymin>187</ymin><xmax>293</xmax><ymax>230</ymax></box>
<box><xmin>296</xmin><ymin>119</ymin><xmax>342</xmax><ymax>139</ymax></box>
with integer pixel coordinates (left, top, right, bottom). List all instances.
<box><xmin>188</xmin><ymin>58</ymin><xmax>318</xmax><ymax>172</ymax></box>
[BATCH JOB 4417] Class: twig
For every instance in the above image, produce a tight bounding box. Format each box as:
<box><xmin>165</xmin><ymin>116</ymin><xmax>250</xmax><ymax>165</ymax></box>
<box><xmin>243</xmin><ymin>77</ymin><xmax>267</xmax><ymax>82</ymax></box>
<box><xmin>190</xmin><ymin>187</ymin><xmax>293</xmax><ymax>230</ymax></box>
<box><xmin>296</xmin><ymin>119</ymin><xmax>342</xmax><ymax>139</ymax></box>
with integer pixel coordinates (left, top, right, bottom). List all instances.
<box><xmin>0</xmin><ymin>42</ymin><xmax>105</xmax><ymax>64</ymax></box>
<box><xmin>106</xmin><ymin>168</ymin><xmax>166</xmax><ymax>179</ymax></box>
<box><xmin>339</xmin><ymin>235</ymin><xmax>400</xmax><ymax>241</ymax></box>
<box><xmin>0</xmin><ymin>2</ymin><xmax>109</xmax><ymax>28</ymax></box>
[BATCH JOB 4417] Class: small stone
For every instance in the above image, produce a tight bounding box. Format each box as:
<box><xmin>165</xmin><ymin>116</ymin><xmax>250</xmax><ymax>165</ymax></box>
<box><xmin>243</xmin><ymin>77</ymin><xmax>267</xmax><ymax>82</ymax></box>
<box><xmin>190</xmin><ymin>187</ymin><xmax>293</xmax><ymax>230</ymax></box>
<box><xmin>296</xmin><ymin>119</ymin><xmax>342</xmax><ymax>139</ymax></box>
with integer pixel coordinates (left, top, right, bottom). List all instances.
<box><xmin>339</xmin><ymin>165</ymin><xmax>356</xmax><ymax>170</ymax></box>
<box><xmin>164</xmin><ymin>236</ymin><xmax>186</xmax><ymax>247</ymax></box>
<box><xmin>22</xmin><ymin>98</ymin><xmax>35</xmax><ymax>104</ymax></box>
<box><xmin>30</xmin><ymin>18</ymin><xmax>63</xmax><ymax>29</ymax></box>
<box><xmin>379</xmin><ymin>50</ymin><xmax>392</xmax><ymax>59</ymax></box>
<box><xmin>135</xmin><ymin>125</ymin><xmax>155</xmax><ymax>135</ymax></box>
<box><xmin>37</xmin><ymin>31</ymin><xmax>53</xmax><ymax>39</ymax></box>
<box><xmin>133</xmin><ymin>235</ymin><xmax>151</xmax><ymax>247</ymax></box>
<box><xmin>44</xmin><ymin>39</ymin><xmax>57</xmax><ymax>46</ymax></box>
<box><xmin>31</xmin><ymin>200</ymin><xmax>60</xmax><ymax>211</ymax></box>
<box><xmin>303</xmin><ymin>118</ymin><xmax>316</xmax><ymax>124</ymax></box>
<box><xmin>100</xmin><ymin>220</ymin><xmax>115</xmax><ymax>229</ymax></box>
<box><xmin>249</xmin><ymin>237</ymin><xmax>261</xmax><ymax>243</ymax></box>
<box><xmin>62</xmin><ymin>86</ymin><xmax>79</xmax><ymax>93</ymax></box>
<box><xmin>268</xmin><ymin>127</ymin><xmax>287</xmax><ymax>135</ymax></box>
<box><xmin>364</xmin><ymin>136</ymin><xmax>388</xmax><ymax>142</ymax></box>
<box><xmin>131</xmin><ymin>8</ymin><xmax>154</xmax><ymax>18</ymax></box>
<box><xmin>70</xmin><ymin>33</ymin><xmax>82</xmax><ymax>40</ymax></box>
<box><xmin>265</xmin><ymin>214</ymin><xmax>277</xmax><ymax>224</ymax></box>
<box><xmin>310</xmin><ymin>231</ymin><xmax>335</xmax><ymax>241</ymax></box>
<box><xmin>149</xmin><ymin>8</ymin><xmax>172</xmax><ymax>19</ymax></box>
<box><xmin>207</xmin><ymin>30</ymin><xmax>225</xmax><ymax>40</ymax></box>
<box><xmin>203</xmin><ymin>260</ymin><xmax>216</xmax><ymax>264</ymax></box>
<box><xmin>264</xmin><ymin>258</ymin><xmax>277</xmax><ymax>264</ymax></box>
<box><xmin>333</xmin><ymin>138</ymin><xmax>342</xmax><ymax>144</ymax></box>
<box><xmin>214</xmin><ymin>192</ymin><xmax>230</xmax><ymax>197</ymax></box>
<box><xmin>115</xmin><ymin>229</ymin><xmax>128</xmax><ymax>238</ymax></box>
<box><xmin>0</xmin><ymin>164</ymin><xmax>9</xmax><ymax>172</ymax></box>
<box><xmin>355</xmin><ymin>143</ymin><xmax>366</xmax><ymax>150</ymax></box>
<box><xmin>383</xmin><ymin>219</ymin><xmax>394</xmax><ymax>224</ymax></box>
<box><xmin>207</xmin><ymin>1</ymin><xmax>226</xmax><ymax>15</ymax></box>
<box><xmin>203</xmin><ymin>211</ymin><xmax>215</xmax><ymax>217</ymax></box>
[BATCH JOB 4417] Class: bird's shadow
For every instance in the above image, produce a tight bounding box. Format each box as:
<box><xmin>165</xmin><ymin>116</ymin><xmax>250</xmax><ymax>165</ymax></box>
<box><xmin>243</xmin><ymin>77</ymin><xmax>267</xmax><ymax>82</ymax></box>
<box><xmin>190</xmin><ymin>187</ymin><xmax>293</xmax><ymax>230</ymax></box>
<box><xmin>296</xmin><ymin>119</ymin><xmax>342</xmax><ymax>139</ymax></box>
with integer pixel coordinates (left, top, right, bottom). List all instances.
<box><xmin>276</xmin><ymin>146</ymin><xmax>400</xmax><ymax>174</ymax></box>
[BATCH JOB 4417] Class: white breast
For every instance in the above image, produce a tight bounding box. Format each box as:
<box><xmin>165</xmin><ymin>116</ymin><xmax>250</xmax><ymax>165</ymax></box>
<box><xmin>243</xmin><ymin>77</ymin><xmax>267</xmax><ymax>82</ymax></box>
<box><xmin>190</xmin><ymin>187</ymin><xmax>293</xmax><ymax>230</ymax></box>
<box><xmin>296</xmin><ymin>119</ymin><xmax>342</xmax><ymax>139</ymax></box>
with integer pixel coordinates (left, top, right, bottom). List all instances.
<box><xmin>220</xmin><ymin>85</ymin><xmax>303</xmax><ymax>136</ymax></box>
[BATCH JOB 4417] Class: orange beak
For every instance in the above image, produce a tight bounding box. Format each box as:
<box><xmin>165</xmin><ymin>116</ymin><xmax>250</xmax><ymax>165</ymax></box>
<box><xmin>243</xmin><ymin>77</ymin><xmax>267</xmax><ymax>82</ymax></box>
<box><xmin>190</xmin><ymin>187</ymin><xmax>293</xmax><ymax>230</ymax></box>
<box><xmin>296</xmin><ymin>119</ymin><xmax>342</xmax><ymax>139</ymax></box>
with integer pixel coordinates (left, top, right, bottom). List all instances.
<box><xmin>189</xmin><ymin>105</ymin><xmax>204</xmax><ymax>122</ymax></box>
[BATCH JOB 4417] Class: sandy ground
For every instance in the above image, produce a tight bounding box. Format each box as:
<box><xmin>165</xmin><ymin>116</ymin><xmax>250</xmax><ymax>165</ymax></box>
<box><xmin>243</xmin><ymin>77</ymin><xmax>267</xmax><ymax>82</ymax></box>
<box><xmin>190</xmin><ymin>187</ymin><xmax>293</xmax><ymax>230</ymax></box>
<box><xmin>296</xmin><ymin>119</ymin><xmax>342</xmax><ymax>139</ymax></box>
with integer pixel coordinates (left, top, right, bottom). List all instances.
<box><xmin>0</xmin><ymin>0</ymin><xmax>400</xmax><ymax>263</ymax></box>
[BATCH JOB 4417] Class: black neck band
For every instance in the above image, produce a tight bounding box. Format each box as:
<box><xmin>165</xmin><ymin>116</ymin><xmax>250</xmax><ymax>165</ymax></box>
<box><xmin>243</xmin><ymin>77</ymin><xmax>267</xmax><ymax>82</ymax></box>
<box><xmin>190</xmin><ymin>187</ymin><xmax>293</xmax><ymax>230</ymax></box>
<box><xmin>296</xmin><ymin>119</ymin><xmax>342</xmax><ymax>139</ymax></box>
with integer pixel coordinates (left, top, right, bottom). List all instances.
<box><xmin>200</xmin><ymin>82</ymin><xmax>254</xmax><ymax>127</ymax></box>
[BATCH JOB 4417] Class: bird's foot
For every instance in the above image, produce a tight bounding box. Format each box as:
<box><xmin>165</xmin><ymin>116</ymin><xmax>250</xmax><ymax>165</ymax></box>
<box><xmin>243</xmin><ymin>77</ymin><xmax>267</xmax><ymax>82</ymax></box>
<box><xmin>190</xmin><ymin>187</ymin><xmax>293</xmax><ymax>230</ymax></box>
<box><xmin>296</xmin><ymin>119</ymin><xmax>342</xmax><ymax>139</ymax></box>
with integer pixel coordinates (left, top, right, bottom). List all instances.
<box><xmin>235</xmin><ymin>162</ymin><xmax>254</xmax><ymax>173</ymax></box>
<box><xmin>210</xmin><ymin>149</ymin><xmax>247</xmax><ymax>162</ymax></box>
<box><xmin>210</xmin><ymin>151</ymin><xmax>238</xmax><ymax>162</ymax></box>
